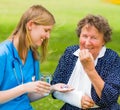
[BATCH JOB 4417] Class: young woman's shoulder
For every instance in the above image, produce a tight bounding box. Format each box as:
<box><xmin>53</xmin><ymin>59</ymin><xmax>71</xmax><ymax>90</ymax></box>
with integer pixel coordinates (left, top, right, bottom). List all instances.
<box><xmin>0</xmin><ymin>40</ymin><xmax>12</xmax><ymax>55</ymax></box>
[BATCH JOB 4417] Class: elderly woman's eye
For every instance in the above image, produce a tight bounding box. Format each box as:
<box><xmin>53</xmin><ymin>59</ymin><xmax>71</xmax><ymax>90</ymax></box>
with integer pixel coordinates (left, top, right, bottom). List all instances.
<box><xmin>91</xmin><ymin>36</ymin><xmax>97</xmax><ymax>40</ymax></box>
<box><xmin>82</xmin><ymin>35</ymin><xmax>87</xmax><ymax>38</ymax></box>
<box><xmin>44</xmin><ymin>29</ymin><xmax>48</xmax><ymax>32</ymax></box>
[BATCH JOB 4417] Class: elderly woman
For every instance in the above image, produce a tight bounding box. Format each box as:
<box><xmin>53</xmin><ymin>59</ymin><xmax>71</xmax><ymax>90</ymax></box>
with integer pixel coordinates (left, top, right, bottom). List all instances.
<box><xmin>51</xmin><ymin>14</ymin><xmax>120</xmax><ymax>110</ymax></box>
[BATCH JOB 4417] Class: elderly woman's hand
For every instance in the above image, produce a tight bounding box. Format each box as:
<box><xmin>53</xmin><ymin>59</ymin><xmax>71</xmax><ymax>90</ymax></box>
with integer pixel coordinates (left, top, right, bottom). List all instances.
<box><xmin>81</xmin><ymin>94</ymin><xmax>95</xmax><ymax>109</ymax></box>
<box><xmin>79</xmin><ymin>49</ymin><xmax>95</xmax><ymax>72</ymax></box>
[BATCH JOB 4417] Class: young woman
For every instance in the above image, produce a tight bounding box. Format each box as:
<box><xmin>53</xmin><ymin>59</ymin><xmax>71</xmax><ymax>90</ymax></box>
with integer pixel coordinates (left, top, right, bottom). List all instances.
<box><xmin>0</xmin><ymin>5</ymin><xmax>73</xmax><ymax>110</ymax></box>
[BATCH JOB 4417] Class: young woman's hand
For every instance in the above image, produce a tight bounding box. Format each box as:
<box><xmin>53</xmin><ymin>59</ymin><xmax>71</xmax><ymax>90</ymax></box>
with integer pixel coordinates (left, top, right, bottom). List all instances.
<box><xmin>51</xmin><ymin>83</ymin><xmax>74</xmax><ymax>93</ymax></box>
<box><xmin>23</xmin><ymin>81</ymin><xmax>51</xmax><ymax>95</ymax></box>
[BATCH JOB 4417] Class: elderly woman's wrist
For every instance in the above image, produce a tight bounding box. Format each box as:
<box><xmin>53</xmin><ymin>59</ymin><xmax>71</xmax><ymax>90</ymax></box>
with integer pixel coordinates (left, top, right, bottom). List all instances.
<box><xmin>85</xmin><ymin>69</ymin><xmax>96</xmax><ymax>76</ymax></box>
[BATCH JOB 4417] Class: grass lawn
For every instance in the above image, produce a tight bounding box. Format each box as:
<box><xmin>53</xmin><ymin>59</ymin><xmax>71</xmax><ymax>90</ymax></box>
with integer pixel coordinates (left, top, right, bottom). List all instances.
<box><xmin>0</xmin><ymin>0</ymin><xmax>120</xmax><ymax>109</ymax></box>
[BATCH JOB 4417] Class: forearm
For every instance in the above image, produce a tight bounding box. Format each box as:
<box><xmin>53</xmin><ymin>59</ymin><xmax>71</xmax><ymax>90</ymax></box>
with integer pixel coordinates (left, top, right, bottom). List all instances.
<box><xmin>28</xmin><ymin>93</ymin><xmax>46</xmax><ymax>102</ymax></box>
<box><xmin>53</xmin><ymin>90</ymin><xmax>84</xmax><ymax>108</ymax></box>
<box><xmin>86</xmin><ymin>69</ymin><xmax>104</xmax><ymax>98</ymax></box>
<box><xmin>0</xmin><ymin>84</ymin><xmax>26</xmax><ymax>104</ymax></box>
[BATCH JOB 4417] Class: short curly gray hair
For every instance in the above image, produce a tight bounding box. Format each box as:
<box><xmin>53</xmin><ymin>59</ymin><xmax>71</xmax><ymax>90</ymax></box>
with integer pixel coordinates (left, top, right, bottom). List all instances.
<box><xmin>76</xmin><ymin>14</ymin><xmax>112</xmax><ymax>43</ymax></box>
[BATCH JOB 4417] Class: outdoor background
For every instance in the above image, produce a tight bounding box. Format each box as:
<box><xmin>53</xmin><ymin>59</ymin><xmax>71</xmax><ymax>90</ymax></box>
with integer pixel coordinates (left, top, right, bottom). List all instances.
<box><xmin>0</xmin><ymin>0</ymin><xmax>120</xmax><ymax>109</ymax></box>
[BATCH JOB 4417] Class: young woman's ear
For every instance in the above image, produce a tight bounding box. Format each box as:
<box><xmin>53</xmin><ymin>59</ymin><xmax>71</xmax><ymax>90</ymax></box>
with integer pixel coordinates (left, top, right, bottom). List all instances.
<box><xmin>26</xmin><ymin>20</ymin><xmax>33</xmax><ymax>31</ymax></box>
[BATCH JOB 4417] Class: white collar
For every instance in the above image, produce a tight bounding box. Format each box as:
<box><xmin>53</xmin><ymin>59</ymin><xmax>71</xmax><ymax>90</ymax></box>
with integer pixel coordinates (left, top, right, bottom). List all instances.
<box><xmin>73</xmin><ymin>46</ymin><xmax>106</xmax><ymax>59</ymax></box>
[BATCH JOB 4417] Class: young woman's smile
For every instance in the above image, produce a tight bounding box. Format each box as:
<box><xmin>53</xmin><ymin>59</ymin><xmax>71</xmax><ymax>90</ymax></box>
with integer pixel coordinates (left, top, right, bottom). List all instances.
<box><xmin>29</xmin><ymin>24</ymin><xmax>53</xmax><ymax>46</ymax></box>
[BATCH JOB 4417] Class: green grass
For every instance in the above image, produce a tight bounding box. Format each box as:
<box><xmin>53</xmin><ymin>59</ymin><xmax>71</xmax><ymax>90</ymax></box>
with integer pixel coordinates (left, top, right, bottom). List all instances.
<box><xmin>0</xmin><ymin>0</ymin><xmax>120</xmax><ymax>109</ymax></box>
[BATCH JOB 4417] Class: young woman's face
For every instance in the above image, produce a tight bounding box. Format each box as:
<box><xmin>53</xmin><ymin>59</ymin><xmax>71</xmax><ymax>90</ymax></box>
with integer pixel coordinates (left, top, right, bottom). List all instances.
<box><xmin>29</xmin><ymin>23</ymin><xmax>53</xmax><ymax>46</ymax></box>
<box><xmin>79</xmin><ymin>24</ymin><xmax>105</xmax><ymax>59</ymax></box>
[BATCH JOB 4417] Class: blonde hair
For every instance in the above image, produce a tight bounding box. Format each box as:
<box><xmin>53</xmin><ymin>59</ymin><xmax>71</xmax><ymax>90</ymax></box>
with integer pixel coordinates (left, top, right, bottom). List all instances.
<box><xmin>10</xmin><ymin>5</ymin><xmax>55</xmax><ymax>62</ymax></box>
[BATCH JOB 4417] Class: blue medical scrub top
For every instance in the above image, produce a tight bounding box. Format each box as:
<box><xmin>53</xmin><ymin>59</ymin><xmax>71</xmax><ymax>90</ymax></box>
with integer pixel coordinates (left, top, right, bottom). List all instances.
<box><xmin>0</xmin><ymin>40</ymin><xmax>40</xmax><ymax>110</ymax></box>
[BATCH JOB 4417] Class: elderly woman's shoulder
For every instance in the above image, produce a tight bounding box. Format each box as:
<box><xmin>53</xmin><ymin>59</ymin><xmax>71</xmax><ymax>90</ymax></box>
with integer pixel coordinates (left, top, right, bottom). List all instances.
<box><xmin>105</xmin><ymin>48</ymin><xmax>120</xmax><ymax>64</ymax></box>
<box><xmin>106</xmin><ymin>48</ymin><xmax>119</xmax><ymax>57</ymax></box>
<box><xmin>65</xmin><ymin>45</ymin><xmax>79</xmax><ymax>52</ymax></box>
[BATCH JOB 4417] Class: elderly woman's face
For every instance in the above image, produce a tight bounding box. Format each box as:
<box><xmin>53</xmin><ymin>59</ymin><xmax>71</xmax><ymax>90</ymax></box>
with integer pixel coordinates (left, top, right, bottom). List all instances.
<box><xmin>79</xmin><ymin>24</ymin><xmax>105</xmax><ymax>59</ymax></box>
